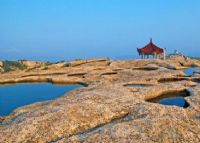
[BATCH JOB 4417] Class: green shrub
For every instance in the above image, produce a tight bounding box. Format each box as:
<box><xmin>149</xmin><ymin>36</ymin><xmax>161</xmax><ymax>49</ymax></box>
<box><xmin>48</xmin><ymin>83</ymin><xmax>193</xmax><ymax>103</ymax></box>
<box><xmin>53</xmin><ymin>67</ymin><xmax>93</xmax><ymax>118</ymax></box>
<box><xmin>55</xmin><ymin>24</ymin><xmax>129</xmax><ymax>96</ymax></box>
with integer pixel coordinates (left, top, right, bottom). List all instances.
<box><xmin>44</xmin><ymin>62</ymin><xmax>53</xmax><ymax>66</ymax></box>
<box><xmin>2</xmin><ymin>61</ymin><xmax>27</xmax><ymax>72</ymax></box>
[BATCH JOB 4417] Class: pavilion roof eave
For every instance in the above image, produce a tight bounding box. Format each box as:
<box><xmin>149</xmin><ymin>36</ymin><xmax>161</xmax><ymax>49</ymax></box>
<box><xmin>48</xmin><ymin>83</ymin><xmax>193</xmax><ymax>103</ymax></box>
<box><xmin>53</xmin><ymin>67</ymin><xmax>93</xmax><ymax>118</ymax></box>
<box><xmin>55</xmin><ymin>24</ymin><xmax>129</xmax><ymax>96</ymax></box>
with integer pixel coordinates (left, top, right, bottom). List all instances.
<box><xmin>137</xmin><ymin>41</ymin><xmax>164</xmax><ymax>55</ymax></box>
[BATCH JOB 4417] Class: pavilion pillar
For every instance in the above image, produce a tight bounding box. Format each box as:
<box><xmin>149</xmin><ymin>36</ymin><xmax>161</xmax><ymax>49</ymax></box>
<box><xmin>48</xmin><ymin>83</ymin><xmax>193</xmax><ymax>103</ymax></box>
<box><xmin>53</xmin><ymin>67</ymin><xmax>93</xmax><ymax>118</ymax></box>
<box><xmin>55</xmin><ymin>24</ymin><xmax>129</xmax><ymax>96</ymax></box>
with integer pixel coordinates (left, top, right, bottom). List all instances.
<box><xmin>153</xmin><ymin>53</ymin><xmax>155</xmax><ymax>59</ymax></box>
<box><xmin>163</xmin><ymin>48</ymin><xmax>166</xmax><ymax>60</ymax></box>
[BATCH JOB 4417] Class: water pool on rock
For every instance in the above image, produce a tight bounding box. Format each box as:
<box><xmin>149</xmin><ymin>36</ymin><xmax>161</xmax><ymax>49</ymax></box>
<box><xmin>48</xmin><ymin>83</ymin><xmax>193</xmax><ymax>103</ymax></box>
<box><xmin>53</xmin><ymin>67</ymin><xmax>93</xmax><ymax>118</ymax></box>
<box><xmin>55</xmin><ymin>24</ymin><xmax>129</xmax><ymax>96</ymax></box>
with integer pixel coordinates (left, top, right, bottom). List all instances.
<box><xmin>184</xmin><ymin>67</ymin><xmax>200</xmax><ymax>76</ymax></box>
<box><xmin>0</xmin><ymin>83</ymin><xmax>81</xmax><ymax>116</ymax></box>
<box><xmin>147</xmin><ymin>90</ymin><xmax>190</xmax><ymax>108</ymax></box>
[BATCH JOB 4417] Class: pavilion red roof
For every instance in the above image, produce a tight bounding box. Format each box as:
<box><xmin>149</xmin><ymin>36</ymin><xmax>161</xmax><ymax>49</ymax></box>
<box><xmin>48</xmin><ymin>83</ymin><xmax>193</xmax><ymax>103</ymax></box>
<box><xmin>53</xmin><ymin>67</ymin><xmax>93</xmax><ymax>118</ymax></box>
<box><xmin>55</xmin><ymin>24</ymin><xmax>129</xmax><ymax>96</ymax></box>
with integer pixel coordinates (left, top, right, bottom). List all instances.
<box><xmin>137</xmin><ymin>39</ymin><xmax>164</xmax><ymax>55</ymax></box>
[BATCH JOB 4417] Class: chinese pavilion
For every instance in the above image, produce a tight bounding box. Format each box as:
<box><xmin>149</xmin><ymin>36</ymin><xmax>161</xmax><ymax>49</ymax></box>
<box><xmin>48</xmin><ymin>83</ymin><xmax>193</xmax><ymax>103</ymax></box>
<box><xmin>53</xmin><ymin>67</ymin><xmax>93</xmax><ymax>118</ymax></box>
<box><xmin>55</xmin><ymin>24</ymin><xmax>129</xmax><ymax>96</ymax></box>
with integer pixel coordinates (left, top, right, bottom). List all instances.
<box><xmin>137</xmin><ymin>39</ymin><xmax>165</xmax><ymax>59</ymax></box>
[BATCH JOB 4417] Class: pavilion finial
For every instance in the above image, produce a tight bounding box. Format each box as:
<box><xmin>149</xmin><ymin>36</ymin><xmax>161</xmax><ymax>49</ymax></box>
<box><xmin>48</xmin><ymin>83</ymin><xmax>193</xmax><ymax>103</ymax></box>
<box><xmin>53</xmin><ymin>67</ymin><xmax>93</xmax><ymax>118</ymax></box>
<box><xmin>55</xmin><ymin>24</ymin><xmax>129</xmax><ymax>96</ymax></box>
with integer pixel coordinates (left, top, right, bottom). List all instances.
<box><xmin>150</xmin><ymin>38</ymin><xmax>153</xmax><ymax>43</ymax></box>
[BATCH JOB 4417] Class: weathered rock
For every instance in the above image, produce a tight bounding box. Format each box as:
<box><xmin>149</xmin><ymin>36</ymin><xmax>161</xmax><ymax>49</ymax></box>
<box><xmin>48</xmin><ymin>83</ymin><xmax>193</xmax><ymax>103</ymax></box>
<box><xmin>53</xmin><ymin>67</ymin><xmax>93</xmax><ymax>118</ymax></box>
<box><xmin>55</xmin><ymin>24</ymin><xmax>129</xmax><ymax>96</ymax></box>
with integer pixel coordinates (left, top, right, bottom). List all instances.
<box><xmin>69</xmin><ymin>58</ymin><xmax>110</xmax><ymax>67</ymax></box>
<box><xmin>0</xmin><ymin>117</ymin><xmax>4</xmax><ymax>123</ymax></box>
<box><xmin>21</xmin><ymin>60</ymin><xmax>40</xmax><ymax>68</ymax></box>
<box><xmin>0</xmin><ymin>68</ymin><xmax>3</xmax><ymax>73</ymax></box>
<box><xmin>169</xmin><ymin>55</ymin><xmax>200</xmax><ymax>68</ymax></box>
<box><xmin>0</xmin><ymin>61</ymin><xmax>3</xmax><ymax>67</ymax></box>
<box><xmin>0</xmin><ymin>61</ymin><xmax>3</xmax><ymax>72</ymax></box>
<box><xmin>48</xmin><ymin>62</ymin><xmax>67</xmax><ymax>69</ymax></box>
<box><xmin>0</xmin><ymin>56</ymin><xmax>200</xmax><ymax>142</ymax></box>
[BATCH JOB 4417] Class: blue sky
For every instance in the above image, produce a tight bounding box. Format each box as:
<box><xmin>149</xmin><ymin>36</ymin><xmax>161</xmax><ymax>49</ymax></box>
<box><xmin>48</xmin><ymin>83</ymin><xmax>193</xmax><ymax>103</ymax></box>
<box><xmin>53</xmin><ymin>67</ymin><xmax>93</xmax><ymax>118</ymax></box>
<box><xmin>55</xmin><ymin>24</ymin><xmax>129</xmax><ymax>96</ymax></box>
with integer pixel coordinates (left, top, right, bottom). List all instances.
<box><xmin>0</xmin><ymin>0</ymin><xmax>200</xmax><ymax>61</ymax></box>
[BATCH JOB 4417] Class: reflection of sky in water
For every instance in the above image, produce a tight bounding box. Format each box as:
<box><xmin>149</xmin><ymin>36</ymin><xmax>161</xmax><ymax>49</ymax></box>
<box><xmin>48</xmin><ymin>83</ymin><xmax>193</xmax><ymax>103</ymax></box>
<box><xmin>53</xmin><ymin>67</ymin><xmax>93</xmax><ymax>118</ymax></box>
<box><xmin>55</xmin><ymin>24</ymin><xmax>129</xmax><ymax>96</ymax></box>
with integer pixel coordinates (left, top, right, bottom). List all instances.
<box><xmin>159</xmin><ymin>97</ymin><xmax>186</xmax><ymax>107</ymax></box>
<box><xmin>184</xmin><ymin>68</ymin><xmax>200</xmax><ymax>76</ymax></box>
<box><xmin>0</xmin><ymin>83</ymin><xmax>81</xmax><ymax>116</ymax></box>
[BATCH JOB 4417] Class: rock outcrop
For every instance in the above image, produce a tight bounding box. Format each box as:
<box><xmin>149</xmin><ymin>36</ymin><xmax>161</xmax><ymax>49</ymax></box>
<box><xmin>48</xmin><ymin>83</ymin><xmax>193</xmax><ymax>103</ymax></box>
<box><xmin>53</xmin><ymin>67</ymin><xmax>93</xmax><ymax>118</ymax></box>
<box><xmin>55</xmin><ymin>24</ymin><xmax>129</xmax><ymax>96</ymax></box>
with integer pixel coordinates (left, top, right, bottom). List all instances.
<box><xmin>0</xmin><ymin>61</ymin><xmax>3</xmax><ymax>73</ymax></box>
<box><xmin>0</xmin><ymin>56</ymin><xmax>200</xmax><ymax>142</ymax></box>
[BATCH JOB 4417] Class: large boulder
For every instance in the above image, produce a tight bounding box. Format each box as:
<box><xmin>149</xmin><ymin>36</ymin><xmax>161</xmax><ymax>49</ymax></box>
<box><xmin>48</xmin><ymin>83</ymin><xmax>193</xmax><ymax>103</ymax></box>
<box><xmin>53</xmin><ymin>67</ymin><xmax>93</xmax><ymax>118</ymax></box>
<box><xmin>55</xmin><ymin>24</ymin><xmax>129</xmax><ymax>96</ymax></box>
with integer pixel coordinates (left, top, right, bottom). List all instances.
<box><xmin>21</xmin><ymin>60</ymin><xmax>44</xmax><ymax>69</ymax></box>
<box><xmin>0</xmin><ymin>61</ymin><xmax>3</xmax><ymax>67</ymax></box>
<box><xmin>0</xmin><ymin>61</ymin><xmax>3</xmax><ymax>73</ymax></box>
<box><xmin>169</xmin><ymin>55</ymin><xmax>200</xmax><ymax>67</ymax></box>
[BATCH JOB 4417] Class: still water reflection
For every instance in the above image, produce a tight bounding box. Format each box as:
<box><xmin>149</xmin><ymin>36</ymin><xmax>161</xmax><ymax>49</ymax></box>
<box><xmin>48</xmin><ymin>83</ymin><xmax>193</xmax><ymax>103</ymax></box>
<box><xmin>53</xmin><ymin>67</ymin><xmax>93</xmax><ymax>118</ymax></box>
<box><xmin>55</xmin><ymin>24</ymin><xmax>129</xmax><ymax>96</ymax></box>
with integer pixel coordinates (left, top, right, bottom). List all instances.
<box><xmin>0</xmin><ymin>83</ymin><xmax>81</xmax><ymax>116</ymax></box>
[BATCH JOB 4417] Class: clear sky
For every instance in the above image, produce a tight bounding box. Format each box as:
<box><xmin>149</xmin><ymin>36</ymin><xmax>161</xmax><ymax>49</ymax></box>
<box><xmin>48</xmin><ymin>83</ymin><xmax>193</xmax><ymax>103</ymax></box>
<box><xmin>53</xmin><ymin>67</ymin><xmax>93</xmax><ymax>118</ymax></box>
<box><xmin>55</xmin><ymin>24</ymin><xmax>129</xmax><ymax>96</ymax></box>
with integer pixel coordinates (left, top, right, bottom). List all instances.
<box><xmin>0</xmin><ymin>0</ymin><xmax>200</xmax><ymax>61</ymax></box>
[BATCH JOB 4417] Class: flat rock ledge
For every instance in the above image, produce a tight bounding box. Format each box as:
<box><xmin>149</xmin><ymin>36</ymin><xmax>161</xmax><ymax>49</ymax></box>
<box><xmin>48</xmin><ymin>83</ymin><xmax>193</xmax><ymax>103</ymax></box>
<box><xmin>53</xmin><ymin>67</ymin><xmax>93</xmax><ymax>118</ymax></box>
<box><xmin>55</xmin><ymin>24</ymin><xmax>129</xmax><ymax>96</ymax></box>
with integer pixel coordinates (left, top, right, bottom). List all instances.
<box><xmin>0</xmin><ymin>56</ymin><xmax>200</xmax><ymax>143</ymax></box>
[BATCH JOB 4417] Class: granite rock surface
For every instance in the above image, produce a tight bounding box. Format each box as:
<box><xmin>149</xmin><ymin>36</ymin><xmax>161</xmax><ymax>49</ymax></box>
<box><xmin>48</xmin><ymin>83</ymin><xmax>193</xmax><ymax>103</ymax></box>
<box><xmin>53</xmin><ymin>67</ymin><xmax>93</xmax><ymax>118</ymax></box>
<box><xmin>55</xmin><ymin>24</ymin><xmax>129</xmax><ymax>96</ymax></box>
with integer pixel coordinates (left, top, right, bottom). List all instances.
<box><xmin>0</xmin><ymin>56</ymin><xmax>200</xmax><ymax>143</ymax></box>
